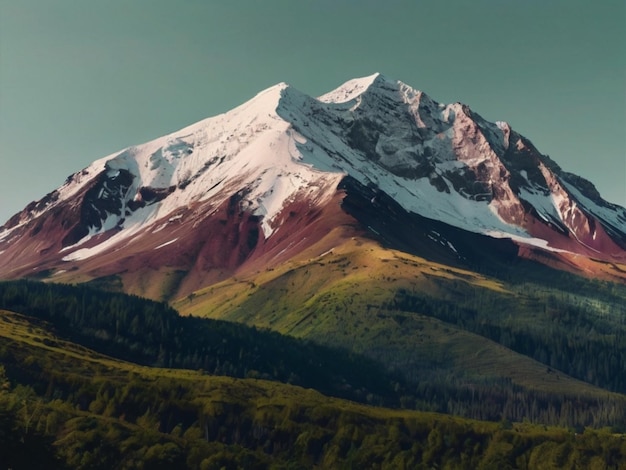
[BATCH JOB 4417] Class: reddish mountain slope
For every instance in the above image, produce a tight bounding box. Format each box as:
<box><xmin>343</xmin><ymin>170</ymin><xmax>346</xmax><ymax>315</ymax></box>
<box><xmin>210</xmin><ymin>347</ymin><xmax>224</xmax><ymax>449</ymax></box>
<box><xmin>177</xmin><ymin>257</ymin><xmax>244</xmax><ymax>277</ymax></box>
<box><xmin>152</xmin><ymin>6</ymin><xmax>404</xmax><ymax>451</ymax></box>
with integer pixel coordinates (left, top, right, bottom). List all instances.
<box><xmin>1</xmin><ymin>74</ymin><xmax>625</xmax><ymax>298</ymax></box>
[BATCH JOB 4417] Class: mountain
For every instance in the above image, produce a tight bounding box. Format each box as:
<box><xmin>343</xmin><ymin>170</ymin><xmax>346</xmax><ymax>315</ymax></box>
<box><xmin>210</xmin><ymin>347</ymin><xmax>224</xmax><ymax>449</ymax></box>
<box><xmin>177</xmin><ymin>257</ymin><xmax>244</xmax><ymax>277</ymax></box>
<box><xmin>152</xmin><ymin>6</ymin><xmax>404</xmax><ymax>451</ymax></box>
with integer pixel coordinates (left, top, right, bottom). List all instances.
<box><xmin>1</xmin><ymin>73</ymin><xmax>625</xmax><ymax>298</ymax></box>
<box><xmin>2</xmin><ymin>75</ymin><xmax>626</xmax><ymax>459</ymax></box>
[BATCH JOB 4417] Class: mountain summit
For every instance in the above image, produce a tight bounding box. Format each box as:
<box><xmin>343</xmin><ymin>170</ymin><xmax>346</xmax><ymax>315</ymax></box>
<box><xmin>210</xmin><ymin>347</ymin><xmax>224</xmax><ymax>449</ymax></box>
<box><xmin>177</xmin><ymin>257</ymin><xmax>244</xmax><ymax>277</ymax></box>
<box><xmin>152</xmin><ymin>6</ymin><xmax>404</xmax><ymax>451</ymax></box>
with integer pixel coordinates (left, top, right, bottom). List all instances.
<box><xmin>1</xmin><ymin>74</ymin><xmax>625</xmax><ymax>297</ymax></box>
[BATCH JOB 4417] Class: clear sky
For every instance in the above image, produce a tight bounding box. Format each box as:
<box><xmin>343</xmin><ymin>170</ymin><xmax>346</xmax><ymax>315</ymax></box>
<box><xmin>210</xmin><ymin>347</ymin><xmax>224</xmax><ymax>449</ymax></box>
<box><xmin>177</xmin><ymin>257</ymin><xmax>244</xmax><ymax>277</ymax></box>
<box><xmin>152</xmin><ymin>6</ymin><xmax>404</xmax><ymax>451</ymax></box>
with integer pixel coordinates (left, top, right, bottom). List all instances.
<box><xmin>1</xmin><ymin>0</ymin><xmax>624</xmax><ymax>224</ymax></box>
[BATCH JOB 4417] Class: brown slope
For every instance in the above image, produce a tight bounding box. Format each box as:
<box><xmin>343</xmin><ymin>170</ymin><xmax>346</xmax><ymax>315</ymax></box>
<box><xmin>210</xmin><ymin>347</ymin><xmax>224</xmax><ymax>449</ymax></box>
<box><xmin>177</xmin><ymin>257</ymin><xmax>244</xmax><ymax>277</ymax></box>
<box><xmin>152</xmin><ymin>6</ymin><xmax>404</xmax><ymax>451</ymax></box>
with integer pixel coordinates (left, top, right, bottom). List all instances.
<box><xmin>6</xmin><ymin>185</ymin><xmax>361</xmax><ymax>301</ymax></box>
<box><xmin>0</xmin><ymin>182</ymin><xmax>119</xmax><ymax>280</ymax></box>
<box><xmin>3</xmin><ymin>171</ymin><xmax>625</xmax><ymax>305</ymax></box>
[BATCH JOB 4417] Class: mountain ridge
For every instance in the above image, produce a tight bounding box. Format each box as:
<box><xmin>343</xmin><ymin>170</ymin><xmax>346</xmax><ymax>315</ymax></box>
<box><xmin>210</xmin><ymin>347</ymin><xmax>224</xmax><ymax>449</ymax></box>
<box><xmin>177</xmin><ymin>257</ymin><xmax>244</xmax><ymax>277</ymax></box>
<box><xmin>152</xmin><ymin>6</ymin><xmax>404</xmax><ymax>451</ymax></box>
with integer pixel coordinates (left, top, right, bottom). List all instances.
<box><xmin>1</xmin><ymin>73</ymin><xmax>625</xmax><ymax>296</ymax></box>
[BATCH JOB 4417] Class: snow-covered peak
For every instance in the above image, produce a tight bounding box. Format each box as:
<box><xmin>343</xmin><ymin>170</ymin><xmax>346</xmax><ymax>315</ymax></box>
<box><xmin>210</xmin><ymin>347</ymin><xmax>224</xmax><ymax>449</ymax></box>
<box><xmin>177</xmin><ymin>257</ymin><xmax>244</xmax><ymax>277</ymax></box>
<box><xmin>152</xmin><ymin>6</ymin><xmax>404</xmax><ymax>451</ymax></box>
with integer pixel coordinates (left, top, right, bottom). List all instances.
<box><xmin>2</xmin><ymin>73</ymin><xmax>625</xmax><ymax>272</ymax></box>
<box><xmin>317</xmin><ymin>73</ymin><xmax>399</xmax><ymax>104</ymax></box>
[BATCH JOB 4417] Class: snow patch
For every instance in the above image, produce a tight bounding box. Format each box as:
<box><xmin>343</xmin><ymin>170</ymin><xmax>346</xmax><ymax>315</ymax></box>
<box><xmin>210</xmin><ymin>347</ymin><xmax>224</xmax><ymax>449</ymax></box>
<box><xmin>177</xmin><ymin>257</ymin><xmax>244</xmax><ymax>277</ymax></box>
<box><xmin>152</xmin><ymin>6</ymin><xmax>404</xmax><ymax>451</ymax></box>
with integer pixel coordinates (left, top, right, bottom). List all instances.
<box><xmin>154</xmin><ymin>238</ymin><xmax>179</xmax><ymax>250</ymax></box>
<box><xmin>62</xmin><ymin>205</ymin><xmax>156</xmax><ymax>261</ymax></box>
<box><xmin>517</xmin><ymin>186</ymin><xmax>561</xmax><ymax>224</ymax></box>
<box><xmin>561</xmin><ymin>180</ymin><xmax>626</xmax><ymax>232</ymax></box>
<box><xmin>317</xmin><ymin>73</ymin><xmax>386</xmax><ymax>104</ymax></box>
<box><xmin>485</xmin><ymin>230</ymin><xmax>570</xmax><ymax>253</ymax></box>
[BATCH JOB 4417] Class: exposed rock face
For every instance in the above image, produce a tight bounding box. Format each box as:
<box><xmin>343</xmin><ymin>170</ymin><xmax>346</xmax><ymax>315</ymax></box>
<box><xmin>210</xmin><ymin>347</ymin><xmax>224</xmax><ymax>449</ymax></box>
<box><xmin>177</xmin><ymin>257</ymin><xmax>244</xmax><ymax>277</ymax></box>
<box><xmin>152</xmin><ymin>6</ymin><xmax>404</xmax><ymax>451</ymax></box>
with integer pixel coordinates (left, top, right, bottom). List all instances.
<box><xmin>1</xmin><ymin>73</ymin><xmax>625</xmax><ymax>297</ymax></box>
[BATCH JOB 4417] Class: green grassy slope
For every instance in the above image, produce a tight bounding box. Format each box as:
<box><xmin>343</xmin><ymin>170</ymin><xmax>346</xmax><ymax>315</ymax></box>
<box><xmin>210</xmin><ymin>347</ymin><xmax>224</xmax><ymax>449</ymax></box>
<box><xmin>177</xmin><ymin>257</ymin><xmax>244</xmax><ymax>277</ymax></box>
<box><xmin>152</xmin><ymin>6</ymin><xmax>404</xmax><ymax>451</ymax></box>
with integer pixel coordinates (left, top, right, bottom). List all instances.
<box><xmin>174</xmin><ymin>237</ymin><xmax>626</xmax><ymax>426</ymax></box>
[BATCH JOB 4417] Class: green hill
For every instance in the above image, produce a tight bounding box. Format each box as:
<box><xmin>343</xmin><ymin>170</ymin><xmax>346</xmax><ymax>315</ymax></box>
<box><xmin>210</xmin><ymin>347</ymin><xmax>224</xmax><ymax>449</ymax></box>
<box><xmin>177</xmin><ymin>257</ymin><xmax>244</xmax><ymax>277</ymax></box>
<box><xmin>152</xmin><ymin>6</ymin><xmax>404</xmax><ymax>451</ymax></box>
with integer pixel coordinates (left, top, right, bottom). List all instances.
<box><xmin>1</xmin><ymin>306</ymin><xmax>625</xmax><ymax>469</ymax></box>
<box><xmin>0</xmin><ymin>279</ymin><xmax>406</xmax><ymax>408</ymax></box>
<box><xmin>174</xmin><ymin>238</ymin><xmax>626</xmax><ymax>427</ymax></box>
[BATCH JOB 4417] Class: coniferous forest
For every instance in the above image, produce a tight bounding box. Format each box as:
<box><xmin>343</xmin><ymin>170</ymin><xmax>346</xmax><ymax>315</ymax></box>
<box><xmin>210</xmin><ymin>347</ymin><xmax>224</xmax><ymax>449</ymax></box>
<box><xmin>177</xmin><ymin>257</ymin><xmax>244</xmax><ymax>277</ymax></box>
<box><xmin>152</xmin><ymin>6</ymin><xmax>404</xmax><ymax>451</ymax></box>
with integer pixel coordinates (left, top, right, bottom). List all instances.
<box><xmin>0</xmin><ymin>279</ymin><xmax>625</xmax><ymax>468</ymax></box>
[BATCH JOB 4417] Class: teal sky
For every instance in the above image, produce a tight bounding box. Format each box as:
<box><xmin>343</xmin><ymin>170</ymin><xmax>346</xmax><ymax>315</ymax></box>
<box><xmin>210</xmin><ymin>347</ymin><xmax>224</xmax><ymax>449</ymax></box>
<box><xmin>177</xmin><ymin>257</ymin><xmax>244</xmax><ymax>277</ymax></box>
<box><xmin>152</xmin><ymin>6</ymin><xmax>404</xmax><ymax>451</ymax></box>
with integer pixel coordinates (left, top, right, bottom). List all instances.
<box><xmin>1</xmin><ymin>0</ymin><xmax>624</xmax><ymax>224</ymax></box>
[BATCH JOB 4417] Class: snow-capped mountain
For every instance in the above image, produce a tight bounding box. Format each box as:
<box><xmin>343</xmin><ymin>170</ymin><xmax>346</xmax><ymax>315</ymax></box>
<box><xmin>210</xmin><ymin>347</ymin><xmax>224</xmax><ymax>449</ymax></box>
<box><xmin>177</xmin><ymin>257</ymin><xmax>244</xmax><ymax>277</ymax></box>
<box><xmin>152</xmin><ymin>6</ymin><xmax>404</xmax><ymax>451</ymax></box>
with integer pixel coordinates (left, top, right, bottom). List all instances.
<box><xmin>1</xmin><ymin>73</ymin><xmax>625</xmax><ymax>296</ymax></box>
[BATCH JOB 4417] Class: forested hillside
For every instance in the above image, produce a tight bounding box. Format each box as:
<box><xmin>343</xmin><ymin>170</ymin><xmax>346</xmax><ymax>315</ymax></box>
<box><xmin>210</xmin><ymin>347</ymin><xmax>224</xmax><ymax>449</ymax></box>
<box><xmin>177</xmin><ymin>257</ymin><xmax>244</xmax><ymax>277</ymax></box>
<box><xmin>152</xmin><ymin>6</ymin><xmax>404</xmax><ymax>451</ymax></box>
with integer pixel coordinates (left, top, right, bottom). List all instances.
<box><xmin>2</xmin><ymin>278</ymin><xmax>625</xmax><ymax>430</ymax></box>
<box><xmin>175</xmin><ymin>241</ymin><xmax>626</xmax><ymax>429</ymax></box>
<box><xmin>1</xmin><ymin>306</ymin><xmax>624</xmax><ymax>469</ymax></box>
<box><xmin>0</xmin><ymin>280</ymin><xmax>403</xmax><ymax>407</ymax></box>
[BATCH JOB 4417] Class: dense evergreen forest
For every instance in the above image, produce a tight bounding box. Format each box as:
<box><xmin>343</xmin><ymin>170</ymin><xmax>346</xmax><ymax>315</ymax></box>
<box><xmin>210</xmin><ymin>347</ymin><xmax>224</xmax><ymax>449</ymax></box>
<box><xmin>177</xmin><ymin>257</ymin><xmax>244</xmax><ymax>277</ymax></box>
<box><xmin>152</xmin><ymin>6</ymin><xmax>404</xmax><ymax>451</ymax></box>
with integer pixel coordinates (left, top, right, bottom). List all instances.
<box><xmin>386</xmin><ymin>286</ymin><xmax>626</xmax><ymax>394</ymax></box>
<box><xmin>377</xmin><ymin>273</ymin><xmax>626</xmax><ymax>428</ymax></box>
<box><xmin>0</xmin><ymin>280</ymin><xmax>403</xmax><ymax>407</ymax></box>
